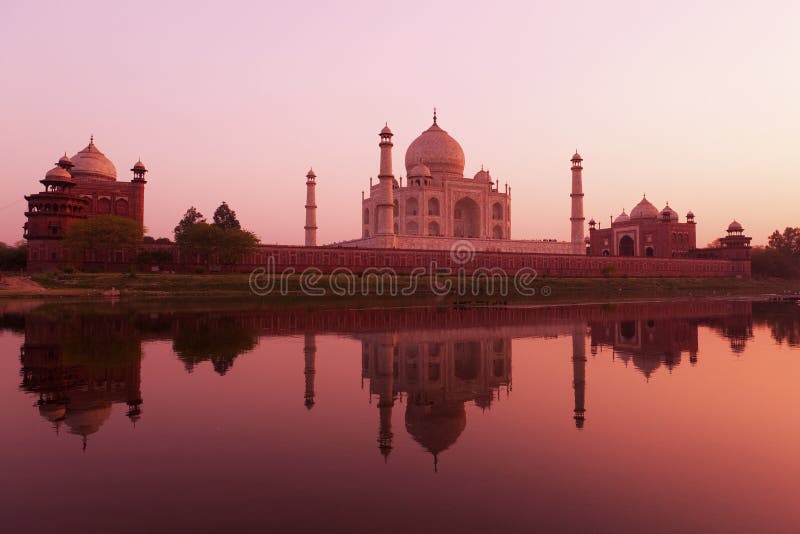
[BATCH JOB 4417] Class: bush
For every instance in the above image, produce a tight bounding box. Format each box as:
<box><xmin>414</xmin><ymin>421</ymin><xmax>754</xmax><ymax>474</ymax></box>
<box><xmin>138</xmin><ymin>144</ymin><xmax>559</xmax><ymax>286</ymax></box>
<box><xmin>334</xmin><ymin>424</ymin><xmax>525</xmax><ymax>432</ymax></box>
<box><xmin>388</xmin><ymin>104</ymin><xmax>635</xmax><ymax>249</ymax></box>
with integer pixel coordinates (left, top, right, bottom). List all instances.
<box><xmin>0</xmin><ymin>242</ymin><xmax>27</xmax><ymax>271</ymax></box>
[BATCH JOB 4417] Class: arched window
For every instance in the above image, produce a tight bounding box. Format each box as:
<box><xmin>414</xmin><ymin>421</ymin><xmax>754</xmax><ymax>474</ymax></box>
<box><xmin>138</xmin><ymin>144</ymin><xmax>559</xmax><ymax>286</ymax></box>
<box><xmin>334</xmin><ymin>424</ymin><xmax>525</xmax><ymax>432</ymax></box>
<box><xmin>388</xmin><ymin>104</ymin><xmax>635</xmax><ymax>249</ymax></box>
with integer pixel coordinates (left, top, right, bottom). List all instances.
<box><xmin>619</xmin><ymin>235</ymin><xmax>635</xmax><ymax>256</ymax></box>
<box><xmin>393</xmin><ymin>200</ymin><xmax>399</xmax><ymax>218</ymax></box>
<box><xmin>363</xmin><ymin>208</ymin><xmax>370</xmax><ymax>224</ymax></box>
<box><xmin>406</xmin><ymin>220</ymin><xmax>419</xmax><ymax>235</ymax></box>
<box><xmin>428</xmin><ymin>197</ymin><xmax>440</xmax><ymax>216</ymax></box>
<box><xmin>115</xmin><ymin>198</ymin><xmax>129</xmax><ymax>216</ymax></box>
<box><xmin>406</xmin><ymin>197</ymin><xmax>419</xmax><ymax>216</ymax></box>
<box><xmin>492</xmin><ymin>202</ymin><xmax>503</xmax><ymax>220</ymax></box>
<box><xmin>453</xmin><ymin>197</ymin><xmax>481</xmax><ymax>238</ymax></box>
<box><xmin>492</xmin><ymin>225</ymin><xmax>503</xmax><ymax>239</ymax></box>
<box><xmin>97</xmin><ymin>198</ymin><xmax>111</xmax><ymax>214</ymax></box>
<box><xmin>645</xmin><ymin>247</ymin><xmax>654</xmax><ymax>257</ymax></box>
<box><xmin>428</xmin><ymin>221</ymin><xmax>440</xmax><ymax>236</ymax></box>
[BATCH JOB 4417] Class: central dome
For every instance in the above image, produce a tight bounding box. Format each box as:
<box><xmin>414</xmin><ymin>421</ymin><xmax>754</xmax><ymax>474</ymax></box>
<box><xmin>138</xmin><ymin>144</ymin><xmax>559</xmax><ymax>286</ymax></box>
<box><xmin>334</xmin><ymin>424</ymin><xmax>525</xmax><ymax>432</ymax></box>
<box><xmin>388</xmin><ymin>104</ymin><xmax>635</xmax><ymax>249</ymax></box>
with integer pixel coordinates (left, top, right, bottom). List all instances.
<box><xmin>405</xmin><ymin>119</ymin><xmax>465</xmax><ymax>179</ymax></box>
<box><xmin>630</xmin><ymin>196</ymin><xmax>659</xmax><ymax>220</ymax></box>
<box><xmin>70</xmin><ymin>138</ymin><xmax>117</xmax><ymax>182</ymax></box>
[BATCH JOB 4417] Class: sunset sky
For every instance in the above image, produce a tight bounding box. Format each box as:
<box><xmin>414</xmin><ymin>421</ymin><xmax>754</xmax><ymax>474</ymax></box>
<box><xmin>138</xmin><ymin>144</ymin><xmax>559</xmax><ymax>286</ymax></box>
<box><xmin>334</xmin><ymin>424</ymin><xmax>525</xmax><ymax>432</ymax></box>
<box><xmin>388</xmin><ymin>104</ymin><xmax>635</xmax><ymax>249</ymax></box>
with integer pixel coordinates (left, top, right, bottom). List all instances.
<box><xmin>1</xmin><ymin>0</ymin><xmax>797</xmax><ymax>247</ymax></box>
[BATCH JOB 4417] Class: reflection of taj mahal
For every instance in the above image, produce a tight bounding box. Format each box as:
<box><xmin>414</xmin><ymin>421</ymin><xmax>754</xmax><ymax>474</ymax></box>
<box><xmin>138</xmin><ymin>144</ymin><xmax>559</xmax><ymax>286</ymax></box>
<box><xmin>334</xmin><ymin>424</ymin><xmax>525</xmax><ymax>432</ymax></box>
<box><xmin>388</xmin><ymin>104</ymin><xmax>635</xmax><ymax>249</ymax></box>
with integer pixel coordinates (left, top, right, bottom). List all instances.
<box><xmin>359</xmin><ymin>331</ymin><xmax>512</xmax><ymax>469</ymax></box>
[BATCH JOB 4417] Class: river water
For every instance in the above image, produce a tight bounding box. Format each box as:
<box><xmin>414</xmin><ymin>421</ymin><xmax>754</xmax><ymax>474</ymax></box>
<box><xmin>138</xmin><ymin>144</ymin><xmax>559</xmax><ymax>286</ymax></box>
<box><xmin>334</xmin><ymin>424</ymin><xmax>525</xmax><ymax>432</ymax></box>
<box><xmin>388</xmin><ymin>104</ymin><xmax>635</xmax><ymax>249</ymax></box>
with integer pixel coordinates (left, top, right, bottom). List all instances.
<box><xmin>0</xmin><ymin>299</ymin><xmax>798</xmax><ymax>533</ymax></box>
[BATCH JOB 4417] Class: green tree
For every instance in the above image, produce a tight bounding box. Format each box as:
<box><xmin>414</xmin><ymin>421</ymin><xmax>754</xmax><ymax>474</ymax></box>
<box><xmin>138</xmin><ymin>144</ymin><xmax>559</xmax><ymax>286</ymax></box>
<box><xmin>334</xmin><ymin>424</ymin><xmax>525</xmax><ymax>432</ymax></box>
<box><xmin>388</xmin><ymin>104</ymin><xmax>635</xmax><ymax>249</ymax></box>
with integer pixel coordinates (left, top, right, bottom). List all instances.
<box><xmin>176</xmin><ymin>222</ymin><xmax>258</xmax><ymax>268</ymax></box>
<box><xmin>65</xmin><ymin>215</ymin><xmax>143</xmax><ymax>270</ymax></box>
<box><xmin>768</xmin><ymin>227</ymin><xmax>800</xmax><ymax>256</ymax></box>
<box><xmin>213</xmin><ymin>201</ymin><xmax>241</xmax><ymax>230</ymax></box>
<box><xmin>174</xmin><ymin>206</ymin><xmax>206</xmax><ymax>239</ymax></box>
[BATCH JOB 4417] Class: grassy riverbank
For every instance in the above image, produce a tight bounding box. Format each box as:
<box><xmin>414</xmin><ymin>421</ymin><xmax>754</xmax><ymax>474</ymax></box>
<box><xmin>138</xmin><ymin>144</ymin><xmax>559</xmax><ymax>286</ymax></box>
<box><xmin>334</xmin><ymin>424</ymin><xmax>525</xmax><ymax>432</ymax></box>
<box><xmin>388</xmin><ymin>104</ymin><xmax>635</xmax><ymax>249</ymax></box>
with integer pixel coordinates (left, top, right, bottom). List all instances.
<box><xmin>1</xmin><ymin>272</ymin><xmax>798</xmax><ymax>304</ymax></box>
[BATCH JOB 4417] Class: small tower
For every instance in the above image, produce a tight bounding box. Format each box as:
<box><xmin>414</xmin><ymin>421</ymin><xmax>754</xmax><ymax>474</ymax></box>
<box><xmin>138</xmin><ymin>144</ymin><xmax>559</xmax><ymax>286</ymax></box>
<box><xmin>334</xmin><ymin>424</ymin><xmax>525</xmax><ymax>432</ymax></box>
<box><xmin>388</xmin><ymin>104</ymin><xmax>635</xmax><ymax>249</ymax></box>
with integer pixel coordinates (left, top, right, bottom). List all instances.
<box><xmin>130</xmin><ymin>159</ymin><xmax>148</xmax><ymax>227</ymax></box>
<box><xmin>570</xmin><ymin>151</ymin><xmax>585</xmax><ymax>247</ymax></box>
<box><xmin>376</xmin><ymin>124</ymin><xmax>396</xmax><ymax>247</ymax></box>
<box><xmin>303</xmin><ymin>333</ymin><xmax>317</xmax><ymax>410</ymax></box>
<box><xmin>304</xmin><ymin>168</ymin><xmax>318</xmax><ymax>247</ymax></box>
<box><xmin>24</xmin><ymin>156</ymin><xmax>90</xmax><ymax>270</ymax></box>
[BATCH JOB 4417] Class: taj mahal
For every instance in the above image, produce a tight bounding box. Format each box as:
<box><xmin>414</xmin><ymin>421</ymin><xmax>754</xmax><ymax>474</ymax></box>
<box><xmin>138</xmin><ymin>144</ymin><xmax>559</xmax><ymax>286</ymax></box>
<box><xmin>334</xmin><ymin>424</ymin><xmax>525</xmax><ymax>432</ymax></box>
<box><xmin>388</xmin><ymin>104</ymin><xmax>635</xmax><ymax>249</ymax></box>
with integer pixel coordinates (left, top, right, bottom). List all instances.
<box><xmin>311</xmin><ymin>110</ymin><xmax>584</xmax><ymax>255</ymax></box>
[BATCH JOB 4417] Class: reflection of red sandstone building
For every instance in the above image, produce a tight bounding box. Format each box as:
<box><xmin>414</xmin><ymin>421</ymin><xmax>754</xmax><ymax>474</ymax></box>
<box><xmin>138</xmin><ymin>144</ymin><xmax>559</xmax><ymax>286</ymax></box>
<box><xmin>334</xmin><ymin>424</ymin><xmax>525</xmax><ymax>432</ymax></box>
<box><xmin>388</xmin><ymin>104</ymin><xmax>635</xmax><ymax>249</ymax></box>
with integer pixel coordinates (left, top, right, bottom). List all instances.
<box><xmin>23</xmin><ymin>138</ymin><xmax>147</xmax><ymax>271</ymax></box>
<box><xmin>19</xmin><ymin>312</ymin><xmax>144</xmax><ymax>450</ymax></box>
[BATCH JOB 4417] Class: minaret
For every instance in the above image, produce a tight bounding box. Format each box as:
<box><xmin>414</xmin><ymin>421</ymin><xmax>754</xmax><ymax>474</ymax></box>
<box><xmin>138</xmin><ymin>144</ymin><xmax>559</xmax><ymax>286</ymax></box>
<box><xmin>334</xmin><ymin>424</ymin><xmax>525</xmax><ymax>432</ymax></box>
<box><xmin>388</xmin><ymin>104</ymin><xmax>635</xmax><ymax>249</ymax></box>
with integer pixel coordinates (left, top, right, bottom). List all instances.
<box><xmin>303</xmin><ymin>333</ymin><xmax>316</xmax><ymax>409</ymax></box>
<box><xmin>130</xmin><ymin>159</ymin><xmax>148</xmax><ymax>229</ymax></box>
<box><xmin>572</xmin><ymin>323</ymin><xmax>587</xmax><ymax>429</ymax></box>
<box><xmin>570</xmin><ymin>151</ymin><xmax>585</xmax><ymax>246</ymax></box>
<box><xmin>375</xmin><ymin>333</ymin><xmax>396</xmax><ymax>461</ymax></box>
<box><xmin>304</xmin><ymin>168</ymin><xmax>317</xmax><ymax>247</ymax></box>
<box><xmin>376</xmin><ymin>124</ymin><xmax>396</xmax><ymax>248</ymax></box>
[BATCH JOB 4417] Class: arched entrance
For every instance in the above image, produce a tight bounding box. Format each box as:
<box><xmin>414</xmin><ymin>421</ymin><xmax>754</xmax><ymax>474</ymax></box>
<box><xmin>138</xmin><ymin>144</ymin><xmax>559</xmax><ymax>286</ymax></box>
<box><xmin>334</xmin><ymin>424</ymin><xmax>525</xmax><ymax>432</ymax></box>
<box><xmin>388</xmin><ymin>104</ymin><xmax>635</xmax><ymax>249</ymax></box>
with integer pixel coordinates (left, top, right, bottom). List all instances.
<box><xmin>453</xmin><ymin>197</ymin><xmax>481</xmax><ymax>238</ymax></box>
<box><xmin>619</xmin><ymin>235</ymin><xmax>635</xmax><ymax>256</ymax></box>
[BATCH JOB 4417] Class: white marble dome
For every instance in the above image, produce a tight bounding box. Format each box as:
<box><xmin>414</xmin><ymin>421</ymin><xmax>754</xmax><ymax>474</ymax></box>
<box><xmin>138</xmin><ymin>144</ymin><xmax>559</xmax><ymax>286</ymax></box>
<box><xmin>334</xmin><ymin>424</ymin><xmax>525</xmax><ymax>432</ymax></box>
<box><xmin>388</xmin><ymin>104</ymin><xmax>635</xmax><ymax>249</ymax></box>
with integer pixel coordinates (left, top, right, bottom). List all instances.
<box><xmin>405</xmin><ymin>119</ymin><xmax>465</xmax><ymax>179</ymax></box>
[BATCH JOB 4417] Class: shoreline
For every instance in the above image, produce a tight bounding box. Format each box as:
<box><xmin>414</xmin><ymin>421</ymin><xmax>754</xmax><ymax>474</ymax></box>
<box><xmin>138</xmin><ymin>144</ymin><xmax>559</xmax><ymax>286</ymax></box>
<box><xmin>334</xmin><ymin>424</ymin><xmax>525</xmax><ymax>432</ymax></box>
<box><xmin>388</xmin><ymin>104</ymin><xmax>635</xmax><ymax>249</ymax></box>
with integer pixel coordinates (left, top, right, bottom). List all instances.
<box><xmin>1</xmin><ymin>273</ymin><xmax>798</xmax><ymax>306</ymax></box>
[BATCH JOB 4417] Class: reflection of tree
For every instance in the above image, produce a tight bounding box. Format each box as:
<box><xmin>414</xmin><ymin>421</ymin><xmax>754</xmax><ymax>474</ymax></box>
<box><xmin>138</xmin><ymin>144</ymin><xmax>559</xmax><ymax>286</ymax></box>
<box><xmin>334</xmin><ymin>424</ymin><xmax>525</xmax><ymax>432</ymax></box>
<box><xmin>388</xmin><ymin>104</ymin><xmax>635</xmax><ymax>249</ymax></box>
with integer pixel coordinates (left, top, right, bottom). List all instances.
<box><xmin>753</xmin><ymin>303</ymin><xmax>800</xmax><ymax>347</ymax></box>
<box><xmin>172</xmin><ymin>316</ymin><xmax>258</xmax><ymax>375</ymax></box>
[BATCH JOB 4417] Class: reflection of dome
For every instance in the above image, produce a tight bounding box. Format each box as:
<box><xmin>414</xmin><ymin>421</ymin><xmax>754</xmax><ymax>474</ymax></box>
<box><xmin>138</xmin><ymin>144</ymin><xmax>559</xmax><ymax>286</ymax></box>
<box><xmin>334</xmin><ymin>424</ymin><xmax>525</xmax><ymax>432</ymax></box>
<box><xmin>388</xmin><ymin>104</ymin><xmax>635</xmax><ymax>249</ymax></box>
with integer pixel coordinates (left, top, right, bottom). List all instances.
<box><xmin>408</xmin><ymin>162</ymin><xmax>432</xmax><ymax>178</ymax></box>
<box><xmin>405</xmin><ymin>402</ymin><xmax>466</xmax><ymax>460</ymax></box>
<box><xmin>70</xmin><ymin>138</ymin><xmax>117</xmax><ymax>181</ymax></box>
<box><xmin>38</xmin><ymin>402</ymin><xmax>66</xmax><ymax>423</ymax></box>
<box><xmin>630</xmin><ymin>196</ymin><xmax>659</xmax><ymax>220</ymax></box>
<box><xmin>405</xmin><ymin>120</ymin><xmax>465</xmax><ymax>178</ymax></box>
<box><xmin>614</xmin><ymin>209</ymin><xmax>630</xmax><ymax>224</ymax></box>
<box><xmin>64</xmin><ymin>401</ymin><xmax>113</xmax><ymax>438</ymax></box>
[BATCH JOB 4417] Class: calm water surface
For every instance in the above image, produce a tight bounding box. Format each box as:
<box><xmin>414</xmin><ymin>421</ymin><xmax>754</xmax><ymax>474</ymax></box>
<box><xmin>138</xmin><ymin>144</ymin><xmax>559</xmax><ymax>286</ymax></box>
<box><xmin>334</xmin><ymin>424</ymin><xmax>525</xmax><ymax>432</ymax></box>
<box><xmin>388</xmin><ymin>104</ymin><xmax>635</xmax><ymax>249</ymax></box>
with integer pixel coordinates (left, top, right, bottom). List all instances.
<box><xmin>1</xmin><ymin>299</ymin><xmax>799</xmax><ymax>533</ymax></box>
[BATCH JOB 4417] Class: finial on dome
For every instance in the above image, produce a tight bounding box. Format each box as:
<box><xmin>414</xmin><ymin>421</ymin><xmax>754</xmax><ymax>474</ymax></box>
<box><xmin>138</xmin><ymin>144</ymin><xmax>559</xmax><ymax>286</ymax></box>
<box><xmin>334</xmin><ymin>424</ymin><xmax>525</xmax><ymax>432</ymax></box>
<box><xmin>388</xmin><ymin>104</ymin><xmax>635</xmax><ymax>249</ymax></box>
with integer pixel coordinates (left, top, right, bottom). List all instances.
<box><xmin>433</xmin><ymin>107</ymin><xmax>437</xmax><ymax>124</ymax></box>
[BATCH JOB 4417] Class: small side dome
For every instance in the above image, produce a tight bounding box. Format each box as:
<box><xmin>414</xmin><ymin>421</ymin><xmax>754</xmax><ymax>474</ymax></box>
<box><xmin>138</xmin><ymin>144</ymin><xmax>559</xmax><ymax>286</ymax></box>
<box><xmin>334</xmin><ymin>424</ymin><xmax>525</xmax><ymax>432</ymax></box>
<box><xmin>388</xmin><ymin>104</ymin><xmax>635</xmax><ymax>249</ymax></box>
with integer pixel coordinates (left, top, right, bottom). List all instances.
<box><xmin>660</xmin><ymin>204</ymin><xmax>679</xmax><ymax>222</ymax></box>
<box><xmin>686</xmin><ymin>210</ymin><xmax>695</xmax><ymax>219</ymax></box>
<box><xmin>44</xmin><ymin>165</ymin><xmax>72</xmax><ymax>182</ymax></box>
<box><xmin>57</xmin><ymin>153</ymin><xmax>73</xmax><ymax>169</ymax></box>
<box><xmin>408</xmin><ymin>162</ymin><xmax>432</xmax><ymax>178</ymax></box>
<box><xmin>630</xmin><ymin>196</ymin><xmax>659</xmax><ymax>219</ymax></box>
<box><xmin>380</xmin><ymin>124</ymin><xmax>393</xmax><ymax>136</ymax></box>
<box><xmin>728</xmin><ymin>220</ymin><xmax>743</xmax><ymax>232</ymax></box>
<box><xmin>306</xmin><ymin>167</ymin><xmax>316</xmax><ymax>179</ymax></box>
<box><xmin>473</xmin><ymin>166</ymin><xmax>492</xmax><ymax>182</ymax></box>
<box><xmin>588</xmin><ymin>218</ymin><xmax>596</xmax><ymax>226</ymax></box>
<box><xmin>614</xmin><ymin>210</ymin><xmax>630</xmax><ymax>224</ymax></box>
<box><xmin>571</xmin><ymin>150</ymin><xmax>582</xmax><ymax>162</ymax></box>
<box><xmin>132</xmin><ymin>159</ymin><xmax>147</xmax><ymax>172</ymax></box>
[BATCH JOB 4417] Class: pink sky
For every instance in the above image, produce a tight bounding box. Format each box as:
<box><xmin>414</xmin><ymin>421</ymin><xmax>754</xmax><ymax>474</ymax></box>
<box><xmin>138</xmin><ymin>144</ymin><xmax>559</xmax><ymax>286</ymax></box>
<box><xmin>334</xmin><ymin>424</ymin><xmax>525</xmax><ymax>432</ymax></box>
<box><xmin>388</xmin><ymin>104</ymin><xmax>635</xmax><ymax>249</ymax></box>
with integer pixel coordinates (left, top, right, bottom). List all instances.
<box><xmin>1</xmin><ymin>0</ymin><xmax>797</xmax><ymax>247</ymax></box>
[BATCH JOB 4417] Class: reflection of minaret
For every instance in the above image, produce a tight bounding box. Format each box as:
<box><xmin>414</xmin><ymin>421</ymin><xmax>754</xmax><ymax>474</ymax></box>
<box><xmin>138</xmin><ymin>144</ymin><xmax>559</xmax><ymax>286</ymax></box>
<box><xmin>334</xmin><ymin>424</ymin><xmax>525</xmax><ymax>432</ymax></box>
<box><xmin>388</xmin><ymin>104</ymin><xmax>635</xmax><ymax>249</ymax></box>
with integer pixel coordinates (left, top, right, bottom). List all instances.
<box><xmin>125</xmin><ymin>358</ymin><xmax>143</xmax><ymax>426</ymax></box>
<box><xmin>572</xmin><ymin>324</ymin><xmax>586</xmax><ymax>429</ymax></box>
<box><xmin>303</xmin><ymin>333</ymin><xmax>316</xmax><ymax>410</ymax></box>
<box><xmin>375</xmin><ymin>333</ymin><xmax>396</xmax><ymax>461</ymax></box>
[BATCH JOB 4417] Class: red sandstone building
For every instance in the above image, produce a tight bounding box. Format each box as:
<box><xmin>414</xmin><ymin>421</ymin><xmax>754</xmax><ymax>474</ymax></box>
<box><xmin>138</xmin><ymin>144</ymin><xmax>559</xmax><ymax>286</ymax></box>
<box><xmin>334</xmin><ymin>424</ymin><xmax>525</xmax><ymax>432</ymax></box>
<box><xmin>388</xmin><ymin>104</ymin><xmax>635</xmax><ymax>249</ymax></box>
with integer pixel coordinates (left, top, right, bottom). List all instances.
<box><xmin>23</xmin><ymin>138</ymin><xmax>147</xmax><ymax>270</ymax></box>
<box><xmin>22</xmin><ymin>128</ymin><xmax>752</xmax><ymax>277</ymax></box>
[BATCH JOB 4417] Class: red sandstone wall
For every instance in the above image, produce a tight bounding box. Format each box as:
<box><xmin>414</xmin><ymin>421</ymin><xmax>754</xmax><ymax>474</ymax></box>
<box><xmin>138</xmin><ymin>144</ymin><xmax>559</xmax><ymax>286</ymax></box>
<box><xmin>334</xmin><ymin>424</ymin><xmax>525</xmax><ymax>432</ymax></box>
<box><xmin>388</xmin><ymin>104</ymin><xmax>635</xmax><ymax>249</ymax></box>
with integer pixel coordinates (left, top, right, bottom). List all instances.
<box><xmin>128</xmin><ymin>243</ymin><xmax>750</xmax><ymax>278</ymax></box>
